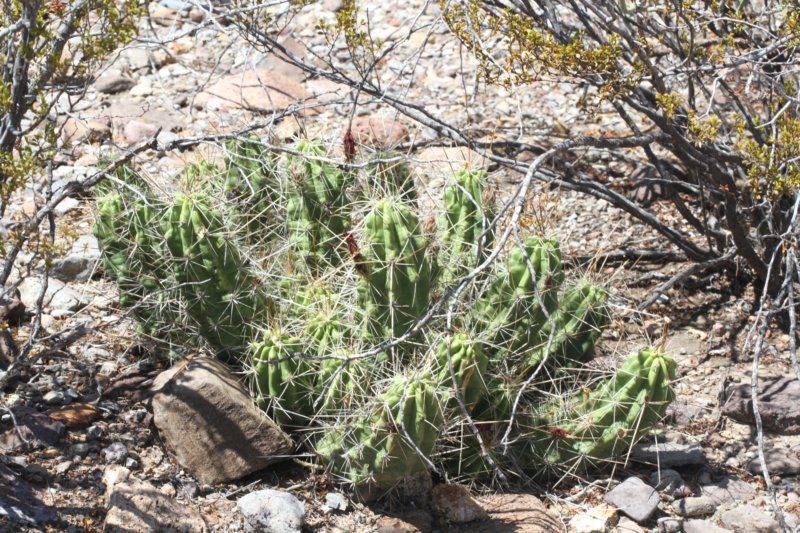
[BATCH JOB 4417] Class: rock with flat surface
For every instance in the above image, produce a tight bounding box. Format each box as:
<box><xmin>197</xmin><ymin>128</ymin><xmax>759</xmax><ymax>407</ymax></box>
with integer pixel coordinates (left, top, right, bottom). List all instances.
<box><xmin>150</xmin><ymin>357</ymin><xmax>293</xmax><ymax>485</ymax></box>
<box><xmin>237</xmin><ymin>489</ymin><xmax>304</xmax><ymax>533</ymax></box>
<box><xmin>630</xmin><ymin>442</ymin><xmax>706</xmax><ymax>467</ymax></box>
<box><xmin>683</xmin><ymin>519</ymin><xmax>734</xmax><ymax>533</ymax></box>
<box><xmin>747</xmin><ymin>448</ymin><xmax>800</xmax><ymax>476</ymax></box>
<box><xmin>672</xmin><ymin>496</ymin><xmax>716</xmax><ymax>518</ymax></box>
<box><xmin>194</xmin><ymin>69</ymin><xmax>311</xmax><ymax>113</ymax></box>
<box><xmin>722</xmin><ymin>377</ymin><xmax>800</xmax><ymax>435</ymax></box>
<box><xmin>432</xmin><ymin>484</ymin><xmax>487</xmax><ymax>523</ymax></box>
<box><xmin>604</xmin><ymin>477</ymin><xmax>659</xmax><ymax>523</ymax></box>
<box><xmin>701</xmin><ymin>476</ymin><xmax>756</xmax><ymax>505</ymax></box>
<box><xmin>720</xmin><ymin>505</ymin><xmax>779</xmax><ymax>533</ymax></box>
<box><xmin>458</xmin><ymin>493</ymin><xmax>564</xmax><ymax>533</ymax></box>
<box><xmin>103</xmin><ymin>465</ymin><xmax>207</xmax><ymax>532</ymax></box>
<box><xmin>94</xmin><ymin>74</ymin><xmax>136</xmax><ymax>94</ymax></box>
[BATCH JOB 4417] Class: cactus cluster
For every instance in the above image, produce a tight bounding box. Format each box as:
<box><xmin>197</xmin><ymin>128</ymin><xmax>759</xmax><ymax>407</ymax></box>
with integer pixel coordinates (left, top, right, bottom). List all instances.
<box><xmin>94</xmin><ymin>134</ymin><xmax>677</xmax><ymax>491</ymax></box>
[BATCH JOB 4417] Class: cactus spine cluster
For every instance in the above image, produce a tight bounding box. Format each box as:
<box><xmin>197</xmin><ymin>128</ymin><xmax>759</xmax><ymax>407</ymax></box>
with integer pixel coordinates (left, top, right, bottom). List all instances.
<box><xmin>94</xmin><ymin>135</ymin><xmax>677</xmax><ymax>491</ymax></box>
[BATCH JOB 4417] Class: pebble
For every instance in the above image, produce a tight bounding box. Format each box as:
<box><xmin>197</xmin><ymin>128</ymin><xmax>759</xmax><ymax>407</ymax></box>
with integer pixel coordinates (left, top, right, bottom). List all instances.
<box><xmin>657</xmin><ymin>517</ymin><xmax>682</xmax><ymax>533</ymax></box>
<box><xmin>672</xmin><ymin>496</ymin><xmax>717</xmax><ymax>518</ymax></box>
<box><xmin>324</xmin><ymin>492</ymin><xmax>349</xmax><ymax>512</ymax></box>
<box><xmin>720</xmin><ymin>505</ymin><xmax>779</xmax><ymax>533</ymax></box>
<box><xmin>649</xmin><ymin>468</ymin><xmax>685</xmax><ymax>496</ymax></box>
<box><xmin>683</xmin><ymin>519</ymin><xmax>734</xmax><ymax>533</ymax></box>
<box><xmin>94</xmin><ymin>74</ymin><xmax>136</xmax><ymax>94</ymax></box>
<box><xmin>102</xmin><ymin>442</ymin><xmax>129</xmax><ymax>465</ymax></box>
<box><xmin>604</xmin><ymin>477</ymin><xmax>660</xmax><ymax>523</ymax></box>
<box><xmin>570</xmin><ymin>504</ymin><xmax>617</xmax><ymax>533</ymax></box>
<box><xmin>69</xmin><ymin>443</ymin><xmax>91</xmax><ymax>458</ymax></box>
<box><xmin>43</xmin><ymin>390</ymin><xmax>65</xmax><ymax>405</ymax></box>
<box><xmin>237</xmin><ymin>489</ymin><xmax>305</xmax><ymax>533</ymax></box>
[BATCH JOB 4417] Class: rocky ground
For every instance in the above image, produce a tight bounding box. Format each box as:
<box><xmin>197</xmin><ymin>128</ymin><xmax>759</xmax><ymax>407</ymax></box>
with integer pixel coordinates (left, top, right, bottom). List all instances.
<box><xmin>2</xmin><ymin>1</ymin><xmax>800</xmax><ymax>532</ymax></box>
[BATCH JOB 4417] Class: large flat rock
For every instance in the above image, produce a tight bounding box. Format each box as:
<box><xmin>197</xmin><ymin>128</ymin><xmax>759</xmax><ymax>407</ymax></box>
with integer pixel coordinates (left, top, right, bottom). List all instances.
<box><xmin>150</xmin><ymin>357</ymin><xmax>293</xmax><ymax>485</ymax></box>
<box><xmin>722</xmin><ymin>377</ymin><xmax>800</xmax><ymax>435</ymax></box>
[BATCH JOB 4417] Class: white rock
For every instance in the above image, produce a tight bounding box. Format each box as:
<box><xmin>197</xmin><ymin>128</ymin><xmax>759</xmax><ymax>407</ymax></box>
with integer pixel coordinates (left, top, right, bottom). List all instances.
<box><xmin>237</xmin><ymin>489</ymin><xmax>305</xmax><ymax>533</ymax></box>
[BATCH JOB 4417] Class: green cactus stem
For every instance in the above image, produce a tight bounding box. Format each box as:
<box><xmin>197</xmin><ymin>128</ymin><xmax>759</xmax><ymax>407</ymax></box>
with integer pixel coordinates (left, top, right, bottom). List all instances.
<box><xmin>359</xmin><ymin>198</ymin><xmax>432</xmax><ymax>340</ymax></box>
<box><xmin>315</xmin><ymin>374</ymin><xmax>442</xmax><ymax>488</ymax></box>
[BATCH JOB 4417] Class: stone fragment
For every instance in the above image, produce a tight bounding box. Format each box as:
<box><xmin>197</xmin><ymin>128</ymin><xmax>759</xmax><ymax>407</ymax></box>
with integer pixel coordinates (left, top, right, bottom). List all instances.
<box><xmin>324</xmin><ymin>492</ymin><xmax>349</xmax><ymax>512</ymax></box>
<box><xmin>453</xmin><ymin>493</ymin><xmax>563</xmax><ymax>533</ymax></box>
<box><xmin>103</xmin><ymin>442</ymin><xmax>129</xmax><ymax>465</ymax></box>
<box><xmin>615</xmin><ymin>516</ymin><xmax>645</xmax><ymax>533</ymax></box>
<box><xmin>194</xmin><ymin>69</ymin><xmax>311</xmax><ymax>113</ymax></box>
<box><xmin>604</xmin><ymin>477</ymin><xmax>659</xmax><ymax>523</ymax></box>
<box><xmin>683</xmin><ymin>519</ymin><xmax>734</xmax><ymax>533</ymax></box>
<box><xmin>351</xmin><ymin>116</ymin><xmax>409</xmax><ymax>148</ymax></box>
<box><xmin>747</xmin><ymin>448</ymin><xmax>800</xmax><ymax>476</ymax></box>
<box><xmin>672</xmin><ymin>496</ymin><xmax>716</xmax><ymax>518</ymax></box>
<box><xmin>630</xmin><ymin>442</ymin><xmax>707</xmax><ymax>467</ymax></box>
<box><xmin>719</xmin><ymin>505</ymin><xmax>780</xmax><ymax>533</ymax></box>
<box><xmin>42</xmin><ymin>391</ymin><xmax>65</xmax><ymax>405</ymax></box>
<box><xmin>94</xmin><ymin>74</ymin><xmax>136</xmax><ymax>94</ymax></box>
<box><xmin>150</xmin><ymin>357</ymin><xmax>293</xmax><ymax>485</ymax></box>
<box><xmin>123</xmin><ymin>120</ymin><xmax>160</xmax><ymax>145</ymax></box>
<box><xmin>18</xmin><ymin>277</ymin><xmax>85</xmax><ymax>312</ymax></box>
<box><xmin>236</xmin><ymin>489</ymin><xmax>304</xmax><ymax>533</ymax></box>
<box><xmin>701</xmin><ymin>477</ymin><xmax>756</xmax><ymax>505</ymax></box>
<box><xmin>103</xmin><ymin>465</ymin><xmax>206</xmax><ymax>532</ymax></box>
<box><xmin>649</xmin><ymin>469</ymin><xmax>685</xmax><ymax>496</ymax></box>
<box><xmin>0</xmin><ymin>406</ymin><xmax>65</xmax><ymax>453</ymax></box>
<box><xmin>432</xmin><ymin>484</ymin><xmax>488</xmax><ymax>523</ymax></box>
<box><xmin>656</xmin><ymin>517</ymin><xmax>682</xmax><ymax>533</ymax></box>
<box><xmin>722</xmin><ymin>377</ymin><xmax>800</xmax><ymax>434</ymax></box>
<box><xmin>376</xmin><ymin>515</ymin><xmax>425</xmax><ymax>533</ymax></box>
<box><xmin>569</xmin><ymin>505</ymin><xmax>617</xmax><ymax>533</ymax></box>
<box><xmin>61</xmin><ymin>116</ymin><xmax>111</xmax><ymax>145</ymax></box>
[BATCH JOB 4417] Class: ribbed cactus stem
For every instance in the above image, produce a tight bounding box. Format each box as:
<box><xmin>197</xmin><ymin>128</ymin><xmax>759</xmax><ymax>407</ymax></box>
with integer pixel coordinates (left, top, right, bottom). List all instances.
<box><xmin>315</xmin><ymin>374</ymin><xmax>442</xmax><ymax>488</ymax></box>
<box><xmin>526</xmin><ymin>282</ymin><xmax>611</xmax><ymax>373</ymax></box>
<box><xmin>287</xmin><ymin>139</ymin><xmax>352</xmax><ymax>270</ymax></box>
<box><xmin>359</xmin><ymin>198</ymin><xmax>432</xmax><ymax>340</ymax></box>
<box><xmin>530</xmin><ymin>348</ymin><xmax>676</xmax><ymax>466</ymax></box>
<box><xmin>475</xmin><ymin>236</ymin><xmax>564</xmax><ymax>360</ymax></box>
<box><xmin>163</xmin><ymin>194</ymin><xmax>272</xmax><ymax>359</ymax></box>
<box><xmin>438</xmin><ymin>169</ymin><xmax>494</xmax><ymax>285</ymax></box>
<box><xmin>251</xmin><ymin>330</ymin><xmax>315</xmax><ymax>427</ymax></box>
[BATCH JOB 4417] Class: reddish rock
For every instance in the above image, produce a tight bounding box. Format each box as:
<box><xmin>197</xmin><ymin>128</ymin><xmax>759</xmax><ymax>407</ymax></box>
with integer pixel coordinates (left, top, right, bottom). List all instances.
<box><xmin>432</xmin><ymin>484</ymin><xmax>487</xmax><ymax>524</ymax></box>
<box><xmin>194</xmin><ymin>69</ymin><xmax>311</xmax><ymax>114</ymax></box>
<box><xmin>47</xmin><ymin>402</ymin><xmax>101</xmax><ymax>429</ymax></box>
<box><xmin>453</xmin><ymin>494</ymin><xmax>564</xmax><ymax>533</ymax></box>
<box><xmin>723</xmin><ymin>377</ymin><xmax>800</xmax><ymax>434</ymax></box>
<box><xmin>351</xmin><ymin>116</ymin><xmax>409</xmax><ymax>148</ymax></box>
<box><xmin>150</xmin><ymin>7</ymin><xmax>182</xmax><ymax>28</ymax></box>
<box><xmin>123</xmin><ymin>120</ymin><xmax>160</xmax><ymax>145</ymax></box>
